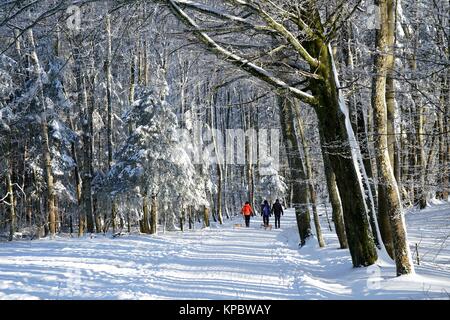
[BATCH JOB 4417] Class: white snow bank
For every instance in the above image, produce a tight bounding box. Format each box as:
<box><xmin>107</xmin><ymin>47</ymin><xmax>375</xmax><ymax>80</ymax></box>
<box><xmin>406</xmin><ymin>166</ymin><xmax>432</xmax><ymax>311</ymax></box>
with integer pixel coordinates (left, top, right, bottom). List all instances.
<box><xmin>0</xmin><ymin>204</ymin><xmax>449</xmax><ymax>300</ymax></box>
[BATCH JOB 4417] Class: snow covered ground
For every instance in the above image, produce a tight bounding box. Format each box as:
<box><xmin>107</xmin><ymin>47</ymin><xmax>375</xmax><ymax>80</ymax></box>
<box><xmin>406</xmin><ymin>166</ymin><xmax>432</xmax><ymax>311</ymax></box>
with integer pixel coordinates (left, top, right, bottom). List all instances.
<box><xmin>0</xmin><ymin>203</ymin><xmax>449</xmax><ymax>300</ymax></box>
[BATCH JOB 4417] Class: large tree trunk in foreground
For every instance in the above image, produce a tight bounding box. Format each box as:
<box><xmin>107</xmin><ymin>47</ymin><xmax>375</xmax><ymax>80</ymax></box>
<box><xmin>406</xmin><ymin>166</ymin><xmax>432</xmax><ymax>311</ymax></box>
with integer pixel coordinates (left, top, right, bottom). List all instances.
<box><xmin>342</xmin><ymin>23</ymin><xmax>381</xmax><ymax>248</ymax></box>
<box><xmin>372</xmin><ymin>0</ymin><xmax>414</xmax><ymax>276</ymax></box>
<box><xmin>385</xmin><ymin>0</ymin><xmax>400</xmax><ymax>185</ymax></box>
<box><xmin>377</xmin><ymin>18</ymin><xmax>395</xmax><ymax>255</ymax></box>
<box><xmin>303</xmin><ymin>27</ymin><xmax>378</xmax><ymax>266</ymax></box>
<box><xmin>377</xmin><ymin>184</ymin><xmax>394</xmax><ymax>258</ymax></box>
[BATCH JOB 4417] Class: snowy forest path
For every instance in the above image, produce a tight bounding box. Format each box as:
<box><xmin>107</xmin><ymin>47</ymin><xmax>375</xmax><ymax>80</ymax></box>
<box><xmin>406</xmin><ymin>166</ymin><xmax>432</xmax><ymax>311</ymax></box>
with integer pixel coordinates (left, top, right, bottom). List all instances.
<box><xmin>0</xmin><ymin>205</ymin><xmax>450</xmax><ymax>299</ymax></box>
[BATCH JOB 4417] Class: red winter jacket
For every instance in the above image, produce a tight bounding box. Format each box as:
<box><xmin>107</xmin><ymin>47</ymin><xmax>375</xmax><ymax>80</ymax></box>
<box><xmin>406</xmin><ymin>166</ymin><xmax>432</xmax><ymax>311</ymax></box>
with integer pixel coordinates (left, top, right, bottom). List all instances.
<box><xmin>241</xmin><ymin>204</ymin><xmax>253</xmax><ymax>216</ymax></box>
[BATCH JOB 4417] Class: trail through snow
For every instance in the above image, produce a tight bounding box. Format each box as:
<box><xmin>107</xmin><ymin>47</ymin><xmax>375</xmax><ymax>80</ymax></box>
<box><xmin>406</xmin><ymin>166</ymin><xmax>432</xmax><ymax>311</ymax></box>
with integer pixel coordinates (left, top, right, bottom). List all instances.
<box><xmin>0</xmin><ymin>203</ymin><xmax>449</xmax><ymax>299</ymax></box>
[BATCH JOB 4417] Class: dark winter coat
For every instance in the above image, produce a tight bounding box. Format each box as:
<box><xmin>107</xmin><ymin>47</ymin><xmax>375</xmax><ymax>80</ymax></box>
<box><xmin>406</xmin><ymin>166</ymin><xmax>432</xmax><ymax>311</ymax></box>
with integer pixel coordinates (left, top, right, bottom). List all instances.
<box><xmin>272</xmin><ymin>202</ymin><xmax>283</xmax><ymax>216</ymax></box>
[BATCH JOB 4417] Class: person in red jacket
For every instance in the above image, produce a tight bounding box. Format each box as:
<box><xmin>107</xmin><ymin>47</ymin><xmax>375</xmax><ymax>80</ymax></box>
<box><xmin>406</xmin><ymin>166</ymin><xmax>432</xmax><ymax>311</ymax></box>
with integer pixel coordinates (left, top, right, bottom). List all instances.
<box><xmin>241</xmin><ymin>201</ymin><xmax>253</xmax><ymax>227</ymax></box>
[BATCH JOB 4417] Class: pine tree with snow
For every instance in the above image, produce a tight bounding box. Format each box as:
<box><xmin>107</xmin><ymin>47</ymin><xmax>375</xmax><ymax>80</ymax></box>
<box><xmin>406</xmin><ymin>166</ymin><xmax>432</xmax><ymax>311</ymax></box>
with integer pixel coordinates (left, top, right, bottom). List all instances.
<box><xmin>105</xmin><ymin>79</ymin><xmax>207</xmax><ymax>234</ymax></box>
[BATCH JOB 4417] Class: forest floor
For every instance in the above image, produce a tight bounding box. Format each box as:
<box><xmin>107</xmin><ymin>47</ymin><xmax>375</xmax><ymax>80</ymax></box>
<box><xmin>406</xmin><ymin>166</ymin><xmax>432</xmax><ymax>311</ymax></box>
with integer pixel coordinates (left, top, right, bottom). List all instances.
<box><xmin>0</xmin><ymin>202</ymin><xmax>449</xmax><ymax>299</ymax></box>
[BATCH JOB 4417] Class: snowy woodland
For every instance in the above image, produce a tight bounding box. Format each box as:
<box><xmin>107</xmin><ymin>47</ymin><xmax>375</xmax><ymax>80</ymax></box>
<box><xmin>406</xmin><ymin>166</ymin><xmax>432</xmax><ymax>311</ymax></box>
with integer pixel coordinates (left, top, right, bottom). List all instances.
<box><xmin>0</xmin><ymin>0</ymin><xmax>449</xmax><ymax>299</ymax></box>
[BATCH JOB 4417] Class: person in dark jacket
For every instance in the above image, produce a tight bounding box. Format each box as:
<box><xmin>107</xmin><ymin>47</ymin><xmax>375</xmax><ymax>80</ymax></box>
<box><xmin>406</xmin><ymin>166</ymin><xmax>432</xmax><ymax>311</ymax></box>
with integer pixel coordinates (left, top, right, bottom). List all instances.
<box><xmin>261</xmin><ymin>200</ymin><xmax>271</xmax><ymax>227</ymax></box>
<box><xmin>272</xmin><ymin>199</ymin><xmax>284</xmax><ymax>229</ymax></box>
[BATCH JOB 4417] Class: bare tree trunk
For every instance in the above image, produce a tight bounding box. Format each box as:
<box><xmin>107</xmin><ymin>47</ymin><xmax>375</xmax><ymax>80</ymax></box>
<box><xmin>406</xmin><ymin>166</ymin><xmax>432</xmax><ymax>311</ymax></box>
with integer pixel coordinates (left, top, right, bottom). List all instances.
<box><xmin>437</xmin><ymin>72</ymin><xmax>449</xmax><ymax>200</ymax></box>
<box><xmin>278</xmin><ymin>96</ymin><xmax>312</xmax><ymax>246</ymax></box>
<box><xmin>372</xmin><ymin>0</ymin><xmax>414</xmax><ymax>275</ymax></box>
<box><xmin>68</xmin><ymin>116</ymin><xmax>82</xmax><ymax>206</ymax></box>
<box><xmin>377</xmin><ymin>180</ymin><xmax>394</xmax><ymax>257</ymax></box>
<box><xmin>376</xmin><ymin>21</ymin><xmax>395</xmax><ymax>255</ymax></box>
<box><xmin>126</xmin><ymin>198</ymin><xmax>131</xmax><ymax>233</ymax></box>
<box><xmin>399</xmin><ymin>107</ymin><xmax>410</xmax><ymax>203</ymax></box>
<box><xmin>216</xmin><ymin>163</ymin><xmax>223</xmax><ymax>224</ymax></box>
<box><xmin>81</xmin><ymin>81</ymin><xmax>95</xmax><ymax>234</ymax></box>
<box><xmin>211</xmin><ymin>93</ymin><xmax>223</xmax><ymax>224</ymax></box>
<box><xmin>143</xmin><ymin>40</ymin><xmax>149</xmax><ymax>86</ymax></box>
<box><xmin>140</xmin><ymin>192</ymin><xmax>150</xmax><ymax>234</ymax></box>
<box><xmin>105</xmin><ymin>15</ymin><xmax>118</xmax><ymax>232</ymax></box>
<box><xmin>6</xmin><ymin>158</ymin><xmax>15</xmax><ymax>241</ymax></box>
<box><xmin>180</xmin><ymin>208</ymin><xmax>184</xmax><ymax>232</ymax></box>
<box><xmin>424</xmin><ymin>121</ymin><xmax>439</xmax><ymax>191</ymax></box>
<box><xmin>386</xmin><ymin>0</ymin><xmax>400</xmax><ymax>184</ymax></box>
<box><xmin>406</xmin><ymin>104</ymin><xmax>416</xmax><ymax>203</ymax></box>
<box><xmin>304</xmin><ymin>41</ymin><xmax>378</xmax><ymax>266</ymax></box>
<box><xmin>445</xmin><ymin>0</ymin><xmax>450</xmax><ymax>201</ymax></box>
<box><xmin>415</xmin><ymin>105</ymin><xmax>426</xmax><ymax>209</ymax></box>
<box><xmin>296</xmin><ymin>111</ymin><xmax>325</xmax><ymax>247</ymax></box>
<box><xmin>188</xmin><ymin>206</ymin><xmax>193</xmax><ymax>229</ymax></box>
<box><xmin>244</xmin><ymin>108</ymin><xmax>255</xmax><ymax>211</ymax></box>
<box><xmin>69</xmin><ymin>114</ymin><xmax>88</xmax><ymax>232</ymax></box>
<box><xmin>321</xmin><ymin>150</ymin><xmax>348</xmax><ymax>249</ymax></box>
<box><xmin>150</xmin><ymin>192</ymin><xmax>158</xmax><ymax>234</ymax></box>
<box><xmin>72</xmin><ymin>35</ymin><xmax>95</xmax><ymax>234</ymax></box>
<box><xmin>26</xmin><ymin>29</ymin><xmax>57</xmax><ymax>237</ymax></box>
<box><xmin>342</xmin><ymin>21</ymin><xmax>381</xmax><ymax>249</ymax></box>
<box><xmin>437</xmin><ymin>93</ymin><xmax>445</xmax><ymax>200</ymax></box>
<box><xmin>106</xmin><ymin>15</ymin><xmax>113</xmax><ymax>170</ymax></box>
<box><xmin>402</xmin><ymin>4</ymin><xmax>427</xmax><ymax>209</ymax></box>
<box><xmin>42</xmin><ymin>111</ymin><xmax>57</xmax><ymax>236</ymax></box>
<box><xmin>443</xmin><ymin>78</ymin><xmax>450</xmax><ymax>200</ymax></box>
<box><xmin>129</xmin><ymin>46</ymin><xmax>136</xmax><ymax>105</ymax></box>
<box><xmin>203</xmin><ymin>205</ymin><xmax>210</xmax><ymax>228</ymax></box>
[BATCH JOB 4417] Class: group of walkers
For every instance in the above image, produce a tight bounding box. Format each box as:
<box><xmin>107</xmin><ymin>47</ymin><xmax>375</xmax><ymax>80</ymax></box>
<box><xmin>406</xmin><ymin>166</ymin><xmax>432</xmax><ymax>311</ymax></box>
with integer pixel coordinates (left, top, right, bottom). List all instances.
<box><xmin>240</xmin><ymin>199</ymin><xmax>284</xmax><ymax>229</ymax></box>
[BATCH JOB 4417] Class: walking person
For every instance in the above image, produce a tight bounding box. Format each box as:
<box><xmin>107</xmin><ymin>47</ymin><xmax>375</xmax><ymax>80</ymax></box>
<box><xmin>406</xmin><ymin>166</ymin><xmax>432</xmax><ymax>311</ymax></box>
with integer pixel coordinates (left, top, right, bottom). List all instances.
<box><xmin>241</xmin><ymin>201</ymin><xmax>253</xmax><ymax>227</ymax></box>
<box><xmin>261</xmin><ymin>200</ymin><xmax>271</xmax><ymax>227</ymax></box>
<box><xmin>272</xmin><ymin>199</ymin><xmax>284</xmax><ymax>229</ymax></box>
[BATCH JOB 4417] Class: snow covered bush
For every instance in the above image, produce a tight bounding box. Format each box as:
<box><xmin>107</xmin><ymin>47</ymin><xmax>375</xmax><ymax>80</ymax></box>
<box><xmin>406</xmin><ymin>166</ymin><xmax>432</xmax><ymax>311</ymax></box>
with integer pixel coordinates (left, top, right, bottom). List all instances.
<box><xmin>257</xmin><ymin>156</ymin><xmax>287</xmax><ymax>205</ymax></box>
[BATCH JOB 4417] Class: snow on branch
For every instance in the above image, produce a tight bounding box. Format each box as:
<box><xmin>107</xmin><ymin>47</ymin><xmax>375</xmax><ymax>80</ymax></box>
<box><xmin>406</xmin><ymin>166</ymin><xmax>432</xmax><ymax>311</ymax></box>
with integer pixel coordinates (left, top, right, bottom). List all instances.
<box><xmin>166</xmin><ymin>0</ymin><xmax>318</xmax><ymax>106</ymax></box>
<box><xmin>0</xmin><ymin>192</ymin><xmax>11</xmax><ymax>206</ymax></box>
<box><xmin>226</xmin><ymin>0</ymin><xmax>319</xmax><ymax>68</ymax></box>
<box><xmin>12</xmin><ymin>183</ymin><xmax>25</xmax><ymax>197</ymax></box>
<box><xmin>174</xmin><ymin>0</ymin><xmax>272</xmax><ymax>32</ymax></box>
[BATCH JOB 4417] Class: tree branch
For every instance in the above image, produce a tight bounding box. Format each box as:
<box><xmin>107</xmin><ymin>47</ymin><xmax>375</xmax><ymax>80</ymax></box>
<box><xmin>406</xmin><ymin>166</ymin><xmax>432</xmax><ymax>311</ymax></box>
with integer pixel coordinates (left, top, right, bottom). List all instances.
<box><xmin>228</xmin><ymin>0</ymin><xmax>319</xmax><ymax>68</ymax></box>
<box><xmin>166</xmin><ymin>0</ymin><xmax>318</xmax><ymax>105</ymax></box>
